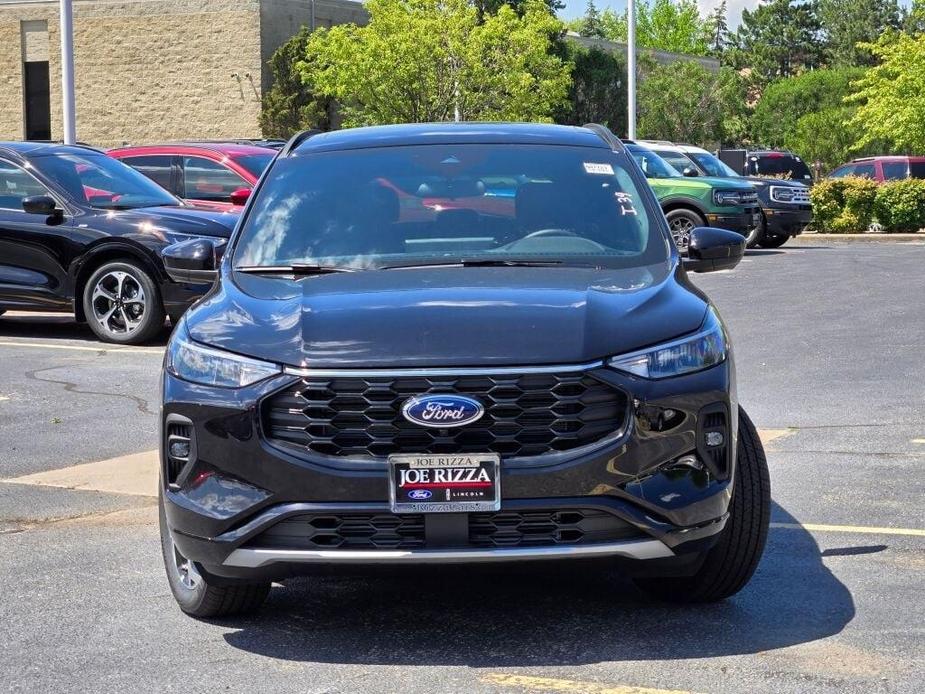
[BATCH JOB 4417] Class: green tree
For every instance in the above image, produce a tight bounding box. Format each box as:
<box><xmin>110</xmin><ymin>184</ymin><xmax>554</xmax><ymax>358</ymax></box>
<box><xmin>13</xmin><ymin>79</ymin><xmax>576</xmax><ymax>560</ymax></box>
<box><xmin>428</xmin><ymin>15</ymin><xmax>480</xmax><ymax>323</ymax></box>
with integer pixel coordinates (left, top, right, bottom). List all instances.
<box><xmin>729</xmin><ymin>0</ymin><xmax>824</xmax><ymax>86</ymax></box>
<box><xmin>577</xmin><ymin>0</ymin><xmax>606</xmax><ymax>38</ymax></box>
<box><xmin>554</xmin><ymin>44</ymin><xmax>626</xmax><ymax>134</ymax></box>
<box><xmin>787</xmin><ymin>107</ymin><xmax>861</xmax><ymax>171</ymax></box>
<box><xmin>819</xmin><ymin>0</ymin><xmax>900</xmax><ymax>67</ymax></box>
<box><xmin>259</xmin><ymin>26</ymin><xmax>332</xmax><ymax>138</ymax></box>
<box><xmin>302</xmin><ymin>0</ymin><xmax>570</xmax><ymax>126</ymax></box>
<box><xmin>576</xmin><ymin>0</ymin><xmax>712</xmax><ymax>56</ymax></box>
<box><xmin>848</xmin><ymin>33</ymin><xmax>925</xmax><ymax>152</ymax></box>
<box><xmin>705</xmin><ymin>0</ymin><xmax>731</xmax><ymax>57</ymax></box>
<box><xmin>750</xmin><ymin>67</ymin><xmax>864</xmax><ymax>147</ymax></box>
<box><xmin>637</xmin><ymin>62</ymin><xmax>747</xmax><ymax>143</ymax></box>
<box><xmin>901</xmin><ymin>0</ymin><xmax>925</xmax><ymax>34</ymax></box>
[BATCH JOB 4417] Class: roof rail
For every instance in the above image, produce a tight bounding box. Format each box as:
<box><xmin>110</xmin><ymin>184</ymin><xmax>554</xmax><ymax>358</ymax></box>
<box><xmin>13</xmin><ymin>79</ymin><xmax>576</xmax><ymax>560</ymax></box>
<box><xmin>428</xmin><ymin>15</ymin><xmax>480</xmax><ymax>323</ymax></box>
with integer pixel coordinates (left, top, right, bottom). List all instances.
<box><xmin>582</xmin><ymin>123</ymin><xmax>624</xmax><ymax>151</ymax></box>
<box><xmin>280</xmin><ymin>129</ymin><xmax>323</xmax><ymax>156</ymax></box>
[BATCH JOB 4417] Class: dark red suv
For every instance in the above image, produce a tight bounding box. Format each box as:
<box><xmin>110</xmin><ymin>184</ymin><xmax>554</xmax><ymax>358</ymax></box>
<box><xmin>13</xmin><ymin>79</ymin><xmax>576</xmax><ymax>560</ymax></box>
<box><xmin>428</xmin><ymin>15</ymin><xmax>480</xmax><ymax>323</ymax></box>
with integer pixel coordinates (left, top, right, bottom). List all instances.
<box><xmin>108</xmin><ymin>143</ymin><xmax>276</xmax><ymax>211</ymax></box>
<box><xmin>827</xmin><ymin>156</ymin><xmax>925</xmax><ymax>183</ymax></box>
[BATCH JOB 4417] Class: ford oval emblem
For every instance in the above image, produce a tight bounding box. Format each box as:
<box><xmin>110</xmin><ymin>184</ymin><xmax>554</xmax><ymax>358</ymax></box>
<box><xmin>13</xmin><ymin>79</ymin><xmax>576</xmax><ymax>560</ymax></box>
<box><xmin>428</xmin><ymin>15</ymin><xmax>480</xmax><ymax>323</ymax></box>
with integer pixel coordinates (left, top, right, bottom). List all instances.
<box><xmin>408</xmin><ymin>489</ymin><xmax>432</xmax><ymax>500</ymax></box>
<box><xmin>401</xmin><ymin>394</ymin><xmax>484</xmax><ymax>428</ymax></box>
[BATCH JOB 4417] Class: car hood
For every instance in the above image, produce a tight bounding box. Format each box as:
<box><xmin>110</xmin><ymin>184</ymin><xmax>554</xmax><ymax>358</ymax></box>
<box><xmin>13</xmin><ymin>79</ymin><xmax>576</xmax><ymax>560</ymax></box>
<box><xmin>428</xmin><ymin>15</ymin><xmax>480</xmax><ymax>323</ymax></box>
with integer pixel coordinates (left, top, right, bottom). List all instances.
<box><xmin>113</xmin><ymin>205</ymin><xmax>237</xmax><ymax>237</ymax></box>
<box><xmin>695</xmin><ymin>176</ymin><xmax>755</xmax><ymax>190</ymax></box>
<box><xmin>185</xmin><ymin>263</ymin><xmax>709</xmax><ymax>368</ymax></box>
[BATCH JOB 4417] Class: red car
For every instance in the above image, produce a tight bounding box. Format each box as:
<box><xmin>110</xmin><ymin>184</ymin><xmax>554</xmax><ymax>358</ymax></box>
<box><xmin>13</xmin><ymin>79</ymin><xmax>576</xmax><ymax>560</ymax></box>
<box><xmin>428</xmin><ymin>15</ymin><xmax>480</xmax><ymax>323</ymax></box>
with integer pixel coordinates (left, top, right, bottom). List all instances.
<box><xmin>828</xmin><ymin>156</ymin><xmax>925</xmax><ymax>182</ymax></box>
<box><xmin>108</xmin><ymin>143</ymin><xmax>276</xmax><ymax>211</ymax></box>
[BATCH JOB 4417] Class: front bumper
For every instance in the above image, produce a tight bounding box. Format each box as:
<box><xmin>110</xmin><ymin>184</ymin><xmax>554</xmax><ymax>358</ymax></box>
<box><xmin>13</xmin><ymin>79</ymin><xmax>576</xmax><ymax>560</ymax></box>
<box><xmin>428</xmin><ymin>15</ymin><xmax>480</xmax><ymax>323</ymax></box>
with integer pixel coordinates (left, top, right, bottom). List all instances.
<box><xmin>161</xmin><ymin>359</ymin><xmax>737</xmax><ymax>579</ymax></box>
<box><xmin>705</xmin><ymin>207</ymin><xmax>761</xmax><ymax>235</ymax></box>
<box><xmin>763</xmin><ymin>205</ymin><xmax>813</xmax><ymax>237</ymax></box>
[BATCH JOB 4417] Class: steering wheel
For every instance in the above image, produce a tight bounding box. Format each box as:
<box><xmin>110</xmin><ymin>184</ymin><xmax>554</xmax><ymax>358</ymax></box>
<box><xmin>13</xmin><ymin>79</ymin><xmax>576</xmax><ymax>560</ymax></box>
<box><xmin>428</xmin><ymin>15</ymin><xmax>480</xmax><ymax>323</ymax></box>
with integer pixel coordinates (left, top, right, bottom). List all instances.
<box><xmin>523</xmin><ymin>228</ymin><xmax>579</xmax><ymax>239</ymax></box>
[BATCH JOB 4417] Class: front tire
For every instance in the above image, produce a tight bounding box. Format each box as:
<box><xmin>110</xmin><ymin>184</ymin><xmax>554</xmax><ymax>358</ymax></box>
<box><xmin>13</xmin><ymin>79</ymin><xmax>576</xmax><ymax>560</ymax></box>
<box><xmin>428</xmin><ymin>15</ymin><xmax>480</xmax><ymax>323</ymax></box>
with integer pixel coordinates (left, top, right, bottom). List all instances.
<box><xmin>159</xmin><ymin>490</ymin><xmax>270</xmax><ymax>618</ymax></box>
<box><xmin>758</xmin><ymin>233</ymin><xmax>789</xmax><ymax>248</ymax></box>
<box><xmin>665</xmin><ymin>209</ymin><xmax>704</xmax><ymax>254</ymax></box>
<box><xmin>635</xmin><ymin>407</ymin><xmax>770</xmax><ymax>603</ymax></box>
<box><xmin>744</xmin><ymin>213</ymin><xmax>765</xmax><ymax>248</ymax></box>
<box><xmin>82</xmin><ymin>260</ymin><xmax>165</xmax><ymax>344</ymax></box>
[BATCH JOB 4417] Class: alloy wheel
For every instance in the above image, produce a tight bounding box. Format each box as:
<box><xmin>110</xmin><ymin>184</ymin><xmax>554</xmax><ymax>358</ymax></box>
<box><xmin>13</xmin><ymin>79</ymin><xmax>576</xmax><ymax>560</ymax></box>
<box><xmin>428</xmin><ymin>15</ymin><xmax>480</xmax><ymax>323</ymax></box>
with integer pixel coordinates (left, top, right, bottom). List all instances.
<box><xmin>90</xmin><ymin>271</ymin><xmax>146</xmax><ymax>337</ymax></box>
<box><xmin>668</xmin><ymin>218</ymin><xmax>694</xmax><ymax>253</ymax></box>
<box><xmin>171</xmin><ymin>537</ymin><xmax>202</xmax><ymax>591</ymax></box>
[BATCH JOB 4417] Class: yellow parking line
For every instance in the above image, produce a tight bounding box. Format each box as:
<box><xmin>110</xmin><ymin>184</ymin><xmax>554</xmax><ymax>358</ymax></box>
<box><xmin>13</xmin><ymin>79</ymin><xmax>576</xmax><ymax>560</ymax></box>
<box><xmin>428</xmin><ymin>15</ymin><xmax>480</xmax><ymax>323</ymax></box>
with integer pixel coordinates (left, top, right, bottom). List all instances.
<box><xmin>771</xmin><ymin>522</ymin><xmax>925</xmax><ymax>537</ymax></box>
<box><xmin>481</xmin><ymin>674</ymin><xmax>696</xmax><ymax>694</ymax></box>
<box><xmin>0</xmin><ymin>340</ymin><xmax>163</xmax><ymax>354</ymax></box>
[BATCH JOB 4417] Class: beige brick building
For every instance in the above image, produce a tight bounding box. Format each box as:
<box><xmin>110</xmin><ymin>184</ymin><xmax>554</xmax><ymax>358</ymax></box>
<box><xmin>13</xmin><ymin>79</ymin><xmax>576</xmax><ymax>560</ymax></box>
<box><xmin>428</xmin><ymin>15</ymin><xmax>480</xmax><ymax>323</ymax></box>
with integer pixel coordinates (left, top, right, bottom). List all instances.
<box><xmin>0</xmin><ymin>0</ymin><xmax>367</xmax><ymax>147</ymax></box>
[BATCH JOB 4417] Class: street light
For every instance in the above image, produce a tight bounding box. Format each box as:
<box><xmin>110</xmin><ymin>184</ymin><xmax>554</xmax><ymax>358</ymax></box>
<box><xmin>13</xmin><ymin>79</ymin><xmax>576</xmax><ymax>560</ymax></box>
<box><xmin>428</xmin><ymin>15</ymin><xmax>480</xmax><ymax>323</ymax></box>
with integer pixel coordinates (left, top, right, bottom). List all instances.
<box><xmin>627</xmin><ymin>0</ymin><xmax>636</xmax><ymax>140</ymax></box>
<box><xmin>59</xmin><ymin>0</ymin><xmax>76</xmax><ymax>144</ymax></box>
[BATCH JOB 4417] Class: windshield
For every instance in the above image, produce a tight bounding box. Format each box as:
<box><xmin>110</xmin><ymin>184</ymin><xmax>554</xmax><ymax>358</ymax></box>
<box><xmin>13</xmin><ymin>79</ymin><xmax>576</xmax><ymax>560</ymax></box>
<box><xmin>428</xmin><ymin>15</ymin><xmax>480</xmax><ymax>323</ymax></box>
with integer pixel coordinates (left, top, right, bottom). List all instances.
<box><xmin>32</xmin><ymin>152</ymin><xmax>180</xmax><ymax>209</ymax></box>
<box><xmin>652</xmin><ymin>149</ymin><xmax>698</xmax><ymax>174</ymax></box>
<box><xmin>688</xmin><ymin>152</ymin><xmax>739</xmax><ymax>178</ymax></box>
<box><xmin>234</xmin><ymin>144</ymin><xmax>667</xmax><ymax>270</ymax></box>
<box><xmin>625</xmin><ymin>146</ymin><xmax>680</xmax><ymax>179</ymax></box>
<box><xmin>750</xmin><ymin>154</ymin><xmax>813</xmax><ymax>181</ymax></box>
<box><xmin>235</xmin><ymin>153</ymin><xmax>275</xmax><ymax>179</ymax></box>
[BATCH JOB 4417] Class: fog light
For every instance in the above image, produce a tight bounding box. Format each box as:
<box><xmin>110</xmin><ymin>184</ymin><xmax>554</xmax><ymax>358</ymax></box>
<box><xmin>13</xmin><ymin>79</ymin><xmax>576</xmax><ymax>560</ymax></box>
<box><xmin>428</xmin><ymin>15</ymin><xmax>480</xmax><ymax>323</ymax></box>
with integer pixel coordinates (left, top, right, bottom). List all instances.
<box><xmin>705</xmin><ymin>431</ymin><xmax>725</xmax><ymax>447</ymax></box>
<box><xmin>169</xmin><ymin>439</ymin><xmax>191</xmax><ymax>460</ymax></box>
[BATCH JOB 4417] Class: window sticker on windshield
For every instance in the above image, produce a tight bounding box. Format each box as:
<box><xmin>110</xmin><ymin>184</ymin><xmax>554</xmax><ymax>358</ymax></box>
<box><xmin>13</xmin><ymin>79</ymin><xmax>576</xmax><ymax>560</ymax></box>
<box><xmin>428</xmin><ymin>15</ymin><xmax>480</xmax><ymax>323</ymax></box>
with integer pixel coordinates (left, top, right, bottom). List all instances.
<box><xmin>583</xmin><ymin>162</ymin><xmax>614</xmax><ymax>175</ymax></box>
<box><xmin>614</xmin><ymin>191</ymin><xmax>638</xmax><ymax>216</ymax></box>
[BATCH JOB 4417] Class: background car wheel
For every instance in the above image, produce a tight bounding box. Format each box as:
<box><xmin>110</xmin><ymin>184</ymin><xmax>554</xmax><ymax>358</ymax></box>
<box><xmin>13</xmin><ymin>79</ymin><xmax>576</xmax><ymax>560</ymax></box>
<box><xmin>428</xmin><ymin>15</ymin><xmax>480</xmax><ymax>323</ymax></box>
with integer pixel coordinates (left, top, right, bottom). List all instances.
<box><xmin>159</xmin><ymin>490</ymin><xmax>270</xmax><ymax>618</ymax></box>
<box><xmin>634</xmin><ymin>406</ymin><xmax>771</xmax><ymax>603</ymax></box>
<box><xmin>665</xmin><ymin>209</ymin><xmax>704</xmax><ymax>254</ymax></box>
<box><xmin>758</xmin><ymin>233</ymin><xmax>789</xmax><ymax>248</ymax></box>
<box><xmin>82</xmin><ymin>261</ymin><xmax>165</xmax><ymax>344</ymax></box>
<box><xmin>744</xmin><ymin>213</ymin><xmax>766</xmax><ymax>248</ymax></box>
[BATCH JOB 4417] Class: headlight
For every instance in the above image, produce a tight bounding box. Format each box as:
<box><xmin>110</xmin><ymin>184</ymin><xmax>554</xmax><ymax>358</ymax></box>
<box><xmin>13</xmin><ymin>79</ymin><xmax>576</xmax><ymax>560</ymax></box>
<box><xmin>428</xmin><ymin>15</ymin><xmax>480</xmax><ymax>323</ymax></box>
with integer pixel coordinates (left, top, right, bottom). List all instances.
<box><xmin>769</xmin><ymin>186</ymin><xmax>795</xmax><ymax>203</ymax></box>
<box><xmin>608</xmin><ymin>308</ymin><xmax>726</xmax><ymax>379</ymax></box>
<box><xmin>166</xmin><ymin>328</ymin><xmax>280</xmax><ymax>388</ymax></box>
<box><xmin>713</xmin><ymin>189</ymin><xmax>743</xmax><ymax>206</ymax></box>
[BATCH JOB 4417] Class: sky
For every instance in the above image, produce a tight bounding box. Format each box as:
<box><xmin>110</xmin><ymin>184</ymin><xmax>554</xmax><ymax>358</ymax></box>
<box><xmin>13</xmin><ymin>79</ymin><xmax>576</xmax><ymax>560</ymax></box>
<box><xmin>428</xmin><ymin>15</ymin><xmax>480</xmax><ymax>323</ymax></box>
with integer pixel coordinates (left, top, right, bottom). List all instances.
<box><xmin>559</xmin><ymin>0</ymin><xmax>914</xmax><ymax>28</ymax></box>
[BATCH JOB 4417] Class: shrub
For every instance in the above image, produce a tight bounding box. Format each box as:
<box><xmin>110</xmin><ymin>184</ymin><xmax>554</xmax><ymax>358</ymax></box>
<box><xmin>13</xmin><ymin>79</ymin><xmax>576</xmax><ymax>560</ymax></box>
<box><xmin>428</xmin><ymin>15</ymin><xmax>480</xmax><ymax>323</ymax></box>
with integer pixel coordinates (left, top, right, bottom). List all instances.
<box><xmin>810</xmin><ymin>176</ymin><xmax>878</xmax><ymax>233</ymax></box>
<box><xmin>873</xmin><ymin>179</ymin><xmax>925</xmax><ymax>232</ymax></box>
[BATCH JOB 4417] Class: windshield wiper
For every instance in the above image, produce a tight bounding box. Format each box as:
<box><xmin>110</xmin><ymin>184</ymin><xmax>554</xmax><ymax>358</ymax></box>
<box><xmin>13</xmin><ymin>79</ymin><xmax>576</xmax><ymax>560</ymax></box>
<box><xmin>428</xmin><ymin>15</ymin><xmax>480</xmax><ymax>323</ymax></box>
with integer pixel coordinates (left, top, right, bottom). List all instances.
<box><xmin>459</xmin><ymin>259</ymin><xmax>564</xmax><ymax>267</ymax></box>
<box><xmin>234</xmin><ymin>264</ymin><xmax>357</xmax><ymax>275</ymax></box>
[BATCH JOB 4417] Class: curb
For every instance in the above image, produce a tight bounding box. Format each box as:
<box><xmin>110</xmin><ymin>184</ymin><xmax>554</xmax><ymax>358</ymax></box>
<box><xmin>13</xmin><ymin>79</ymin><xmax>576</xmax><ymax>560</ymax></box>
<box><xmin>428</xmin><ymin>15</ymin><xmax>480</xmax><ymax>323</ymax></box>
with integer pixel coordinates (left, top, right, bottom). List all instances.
<box><xmin>789</xmin><ymin>233</ymin><xmax>925</xmax><ymax>244</ymax></box>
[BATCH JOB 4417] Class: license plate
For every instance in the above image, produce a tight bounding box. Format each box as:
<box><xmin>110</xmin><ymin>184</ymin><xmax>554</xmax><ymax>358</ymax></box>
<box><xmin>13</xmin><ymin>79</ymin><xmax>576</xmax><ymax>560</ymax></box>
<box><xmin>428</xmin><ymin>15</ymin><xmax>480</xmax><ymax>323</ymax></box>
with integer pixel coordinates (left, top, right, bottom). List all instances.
<box><xmin>388</xmin><ymin>453</ymin><xmax>501</xmax><ymax>513</ymax></box>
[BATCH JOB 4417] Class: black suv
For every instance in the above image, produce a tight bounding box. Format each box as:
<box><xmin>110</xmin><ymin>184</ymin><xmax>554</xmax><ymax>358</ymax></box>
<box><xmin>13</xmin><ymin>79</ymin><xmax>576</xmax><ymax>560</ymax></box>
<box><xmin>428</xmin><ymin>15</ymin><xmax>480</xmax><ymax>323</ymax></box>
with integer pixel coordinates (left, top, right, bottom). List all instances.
<box><xmin>0</xmin><ymin>142</ymin><xmax>236</xmax><ymax>343</ymax></box>
<box><xmin>158</xmin><ymin>123</ymin><xmax>770</xmax><ymax>617</ymax></box>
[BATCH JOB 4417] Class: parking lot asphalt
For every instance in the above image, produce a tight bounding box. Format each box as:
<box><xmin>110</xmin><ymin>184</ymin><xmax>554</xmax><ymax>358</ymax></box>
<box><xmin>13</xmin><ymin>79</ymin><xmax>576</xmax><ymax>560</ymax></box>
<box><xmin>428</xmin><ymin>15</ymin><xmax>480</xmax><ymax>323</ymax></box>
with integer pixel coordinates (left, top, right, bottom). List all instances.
<box><xmin>1</xmin><ymin>242</ymin><xmax>923</xmax><ymax>693</ymax></box>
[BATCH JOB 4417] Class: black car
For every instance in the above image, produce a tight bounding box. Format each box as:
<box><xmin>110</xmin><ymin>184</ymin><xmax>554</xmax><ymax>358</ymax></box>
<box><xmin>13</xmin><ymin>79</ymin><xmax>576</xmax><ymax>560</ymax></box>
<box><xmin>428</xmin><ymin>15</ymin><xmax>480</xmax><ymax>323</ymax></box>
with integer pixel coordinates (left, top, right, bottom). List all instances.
<box><xmin>0</xmin><ymin>142</ymin><xmax>236</xmax><ymax>343</ymax></box>
<box><xmin>158</xmin><ymin>123</ymin><xmax>770</xmax><ymax>617</ymax></box>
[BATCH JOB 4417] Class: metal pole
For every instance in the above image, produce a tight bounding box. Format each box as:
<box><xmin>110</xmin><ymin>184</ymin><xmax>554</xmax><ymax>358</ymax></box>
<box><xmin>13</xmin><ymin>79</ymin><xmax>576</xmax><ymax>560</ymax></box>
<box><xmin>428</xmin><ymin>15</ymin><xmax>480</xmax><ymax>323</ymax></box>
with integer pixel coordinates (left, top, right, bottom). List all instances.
<box><xmin>627</xmin><ymin>0</ymin><xmax>636</xmax><ymax>140</ymax></box>
<box><xmin>59</xmin><ymin>0</ymin><xmax>76</xmax><ymax>144</ymax></box>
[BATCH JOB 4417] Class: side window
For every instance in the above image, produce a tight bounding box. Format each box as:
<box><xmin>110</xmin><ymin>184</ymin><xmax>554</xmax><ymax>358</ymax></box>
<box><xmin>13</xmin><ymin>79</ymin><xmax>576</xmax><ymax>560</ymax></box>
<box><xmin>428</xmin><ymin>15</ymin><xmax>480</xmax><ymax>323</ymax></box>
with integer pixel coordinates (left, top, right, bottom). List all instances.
<box><xmin>852</xmin><ymin>163</ymin><xmax>876</xmax><ymax>179</ymax></box>
<box><xmin>182</xmin><ymin>156</ymin><xmax>247</xmax><ymax>202</ymax></box>
<box><xmin>121</xmin><ymin>155</ymin><xmax>174</xmax><ymax>191</ymax></box>
<box><xmin>0</xmin><ymin>160</ymin><xmax>50</xmax><ymax>211</ymax></box>
<box><xmin>881</xmin><ymin>161</ymin><xmax>908</xmax><ymax>181</ymax></box>
<box><xmin>828</xmin><ymin>165</ymin><xmax>853</xmax><ymax>179</ymax></box>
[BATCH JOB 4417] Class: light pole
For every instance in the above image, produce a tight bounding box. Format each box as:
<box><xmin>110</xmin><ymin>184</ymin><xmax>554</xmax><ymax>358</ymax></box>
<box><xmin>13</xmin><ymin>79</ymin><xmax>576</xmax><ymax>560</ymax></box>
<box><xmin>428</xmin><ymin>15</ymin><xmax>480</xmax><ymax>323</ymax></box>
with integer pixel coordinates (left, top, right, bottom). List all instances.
<box><xmin>59</xmin><ymin>0</ymin><xmax>76</xmax><ymax>144</ymax></box>
<box><xmin>627</xmin><ymin>0</ymin><xmax>636</xmax><ymax>140</ymax></box>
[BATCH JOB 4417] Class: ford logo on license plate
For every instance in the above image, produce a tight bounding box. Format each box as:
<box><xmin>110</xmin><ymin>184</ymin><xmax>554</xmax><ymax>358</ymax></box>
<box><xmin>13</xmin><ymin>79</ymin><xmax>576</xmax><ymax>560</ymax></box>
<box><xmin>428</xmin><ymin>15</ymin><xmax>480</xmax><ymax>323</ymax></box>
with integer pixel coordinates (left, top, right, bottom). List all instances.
<box><xmin>402</xmin><ymin>394</ymin><xmax>484</xmax><ymax>428</ymax></box>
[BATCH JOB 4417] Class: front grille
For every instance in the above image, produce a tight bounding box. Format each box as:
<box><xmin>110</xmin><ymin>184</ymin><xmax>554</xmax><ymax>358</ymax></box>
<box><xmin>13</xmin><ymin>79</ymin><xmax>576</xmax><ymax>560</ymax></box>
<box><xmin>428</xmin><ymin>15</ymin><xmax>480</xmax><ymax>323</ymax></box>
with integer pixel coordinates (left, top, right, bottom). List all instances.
<box><xmin>264</xmin><ymin>371</ymin><xmax>627</xmax><ymax>458</ymax></box>
<box><xmin>244</xmin><ymin>508</ymin><xmax>643</xmax><ymax>551</ymax></box>
<box><xmin>250</xmin><ymin>513</ymin><xmax>426</xmax><ymax>550</ymax></box>
<box><xmin>468</xmin><ymin>509</ymin><xmax>642</xmax><ymax>547</ymax></box>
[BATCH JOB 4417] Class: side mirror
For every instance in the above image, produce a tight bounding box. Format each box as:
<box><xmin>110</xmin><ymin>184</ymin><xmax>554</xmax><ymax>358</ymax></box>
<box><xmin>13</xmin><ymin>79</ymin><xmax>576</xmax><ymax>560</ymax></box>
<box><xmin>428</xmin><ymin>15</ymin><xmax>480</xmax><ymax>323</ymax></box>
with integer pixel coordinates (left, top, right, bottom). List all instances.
<box><xmin>162</xmin><ymin>238</ymin><xmax>225</xmax><ymax>284</ymax></box>
<box><xmin>683</xmin><ymin>227</ymin><xmax>745</xmax><ymax>273</ymax></box>
<box><xmin>682</xmin><ymin>167</ymin><xmax>699</xmax><ymax>177</ymax></box>
<box><xmin>229</xmin><ymin>187</ymin><xmax>252</xmax><ymax>206</ymax></box>
<box><xmin>22</xmin><ymin>195</ymin><xmax>61</xmax><ymax>217</ymax></box>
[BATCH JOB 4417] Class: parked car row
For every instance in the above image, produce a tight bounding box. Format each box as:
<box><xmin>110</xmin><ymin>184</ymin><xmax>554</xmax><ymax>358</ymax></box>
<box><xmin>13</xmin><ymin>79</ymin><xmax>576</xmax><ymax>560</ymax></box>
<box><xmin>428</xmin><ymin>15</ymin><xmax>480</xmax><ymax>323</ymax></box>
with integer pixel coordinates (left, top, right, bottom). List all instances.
<box><xmin>627</xmin><ymin>140</ymin><xmax>813</xmax><ymax>249</ymax></box>
<box><xmin>0</xmin><ymin>130</ymin><xmax>814</xmax><ymax>347</ymax></box>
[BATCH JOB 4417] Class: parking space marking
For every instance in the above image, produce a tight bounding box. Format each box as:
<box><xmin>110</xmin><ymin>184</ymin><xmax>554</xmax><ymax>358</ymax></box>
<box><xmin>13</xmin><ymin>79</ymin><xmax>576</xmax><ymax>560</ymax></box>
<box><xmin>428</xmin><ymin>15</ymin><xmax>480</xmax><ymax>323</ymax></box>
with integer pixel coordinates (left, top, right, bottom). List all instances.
<box><xmin>4</xmin><ymin>450</ymin><xmax>158</xmax><ymax>497</ymax></box>
<box><xmin>771</xmin><ymin>522</ymin><xmax>925</xmax><ymax>537</ymax></box>
<box><xmin>0</xmin><ymin>340</ymin><xmax>163</xmax><ymax>354</ymax></box>
<box><xmin>481</xmin><ymin>674</ymin><xmax>696</xmax><ymax>694</ymax></box>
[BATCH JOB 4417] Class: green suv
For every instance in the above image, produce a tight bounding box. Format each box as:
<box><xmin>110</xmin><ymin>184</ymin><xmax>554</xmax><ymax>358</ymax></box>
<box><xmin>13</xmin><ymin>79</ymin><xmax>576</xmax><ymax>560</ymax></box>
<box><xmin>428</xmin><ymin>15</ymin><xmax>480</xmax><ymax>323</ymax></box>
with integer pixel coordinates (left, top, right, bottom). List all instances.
<box><xmin>626</xmin><ymin>143</ymin><xmax>760</xmax><ymax>252</ymax></box>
